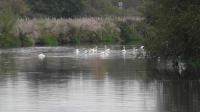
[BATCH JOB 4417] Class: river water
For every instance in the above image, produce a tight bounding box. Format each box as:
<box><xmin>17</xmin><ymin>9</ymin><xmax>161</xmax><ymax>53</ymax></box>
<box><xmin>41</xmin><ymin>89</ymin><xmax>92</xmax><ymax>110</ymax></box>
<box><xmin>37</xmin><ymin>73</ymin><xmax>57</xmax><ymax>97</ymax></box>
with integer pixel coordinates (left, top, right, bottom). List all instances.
<box><xmin>0</xmin><ymin>47</ymin><xmax>199</xmax><ymax>112</ymax></box>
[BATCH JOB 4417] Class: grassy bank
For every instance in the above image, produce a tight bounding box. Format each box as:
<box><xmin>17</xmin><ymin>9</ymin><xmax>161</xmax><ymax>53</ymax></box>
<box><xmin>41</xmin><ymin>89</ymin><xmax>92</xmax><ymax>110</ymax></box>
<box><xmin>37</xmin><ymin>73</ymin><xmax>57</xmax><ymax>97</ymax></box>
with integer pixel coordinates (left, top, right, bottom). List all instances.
<box><xmin>0</xmin><ymin>17</ymin><xmax>142</xmax><ymax>47</ymax></box>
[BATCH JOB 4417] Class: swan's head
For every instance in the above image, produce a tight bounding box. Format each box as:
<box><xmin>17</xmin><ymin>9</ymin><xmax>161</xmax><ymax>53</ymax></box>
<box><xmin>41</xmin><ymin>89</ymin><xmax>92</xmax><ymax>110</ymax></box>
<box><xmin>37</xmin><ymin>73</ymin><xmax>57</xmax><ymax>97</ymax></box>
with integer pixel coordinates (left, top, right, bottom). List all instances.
<box><xmin>123</xmin><ymin>46</ymin><xmax>125</xmax><ymax>49</ymax></box>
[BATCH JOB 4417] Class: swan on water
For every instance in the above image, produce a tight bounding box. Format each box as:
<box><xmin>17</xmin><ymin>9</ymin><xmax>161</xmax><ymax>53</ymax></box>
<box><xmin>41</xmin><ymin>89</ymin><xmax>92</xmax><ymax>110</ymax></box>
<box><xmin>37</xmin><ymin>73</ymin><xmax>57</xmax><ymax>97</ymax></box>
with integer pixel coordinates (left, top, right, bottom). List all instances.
<box><xmin>84</xmin><ymin>49</ymin><xmax>89</xmax><ymax>54</ymax></box>
<box><xmin>157</xmin><ymin>57</ymin><xmax>161</xmax><ymax>62</ymax></box>
<box><xmin>104</xmin><ymin>45</ymin><xmax>110</xmax><ymax>53</ymax></box>
<box><xmin>122</xmin><ymin>46</ymin><xmax>126</xmax><ymax>53</ymax></box>
<box><xmin>75</xmin><ymin>49</ymin><xmax>80</xmax><ymax>54</ymax></box>
<box><xmin>140</xmin><ymin>46</ymin><xmax>144</xmax><ymax>49</ymax></box>
<box><xmin>38</xmin><ymin>53</ymin><xmax>46</xmax><ymax>60</ymax></box>
<box><xmin>99</xmin><ymin>45</ymin><xmax>110</xmax><ymax>57</ymax></box>
<box><xmin>89</xmin><ymin>46</ymin><xmax>98</xmax><ymax>53</ymax></box>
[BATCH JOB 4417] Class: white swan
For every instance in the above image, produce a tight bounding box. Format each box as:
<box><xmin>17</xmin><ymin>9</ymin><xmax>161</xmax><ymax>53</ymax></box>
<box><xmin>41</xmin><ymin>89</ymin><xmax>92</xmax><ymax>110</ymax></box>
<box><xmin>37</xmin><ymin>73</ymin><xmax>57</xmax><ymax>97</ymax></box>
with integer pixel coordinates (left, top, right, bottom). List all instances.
<box><xmin>104</xmin><ymin>45</ymin><xmax>110</xmax><ymax>53</ymax></box>
<box><xmin>122</xmin><ymin>46</ymin><xmax>126</xmax><ymax>53</ymax></box>
<box><xmin>140</xmin><ymin>46</ymin><xmax>144</xmax><ymax>49</ymax></box>
<box><xmin>84</xmin><ymin>49</ymin><xmax>88</xmax><ymax>54</ymax></box>
<box><xmin>157</xmin><ymin>57</ymin><xmax>161</xmax><ymax>62</ymax></box>
<box><xmin>38</xmin><ymin>53</ymin><xmax>46</xmax><ymax>60</ymax></box>
<box><xmin>75</xmin><ymin>49</ymin><xmax>80</xmax><ymax>54</ymax></box>
<box><xmin>99</xmin><ymin>46</ymin><xmax>109</xmax><ymax>57</ymax></box>
<box><xmin>89</xmin><ymin>46</ymin><xmax>98</xmax><ymax>53</ymax></box>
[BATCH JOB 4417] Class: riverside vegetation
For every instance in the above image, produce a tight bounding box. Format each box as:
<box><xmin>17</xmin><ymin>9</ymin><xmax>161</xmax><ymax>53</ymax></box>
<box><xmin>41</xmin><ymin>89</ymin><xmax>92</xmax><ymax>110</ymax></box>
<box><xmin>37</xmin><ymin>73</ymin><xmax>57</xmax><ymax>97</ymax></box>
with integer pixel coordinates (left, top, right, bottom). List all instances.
<box><xmin>139</xmin><ymin>0</ymin><xmax>200</xmax><ymax>74</ymax></box>
<box><xmin>0</xmin><ymin>0</ymin><xmax>199</xmax><ymax>73</ymax></box>
<box><xmin>13</xmin><ymin>17</ymin><xmax>143</xmax><ymax>47</ymax></box>
<box><xmin>0</xmin><ymin>0</ymin><xmax>143</xmax><ymax>47</ymax></box>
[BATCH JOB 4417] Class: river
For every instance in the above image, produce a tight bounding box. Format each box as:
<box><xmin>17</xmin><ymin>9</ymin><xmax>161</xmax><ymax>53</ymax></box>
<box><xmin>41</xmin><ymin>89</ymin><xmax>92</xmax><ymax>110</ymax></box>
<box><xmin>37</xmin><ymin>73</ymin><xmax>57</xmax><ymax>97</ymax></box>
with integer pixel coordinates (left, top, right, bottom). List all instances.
<box><xmin>0</xmin><ymin>46</ymin><xmax>199</xmax><ymax>112</ymax></box>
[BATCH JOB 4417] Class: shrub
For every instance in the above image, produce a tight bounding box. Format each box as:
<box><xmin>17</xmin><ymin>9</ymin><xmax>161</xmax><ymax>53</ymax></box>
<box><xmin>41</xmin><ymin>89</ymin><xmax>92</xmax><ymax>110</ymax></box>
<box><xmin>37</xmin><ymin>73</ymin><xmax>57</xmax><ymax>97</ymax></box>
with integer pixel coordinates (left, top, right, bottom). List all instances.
<box><xmin>191</xmin><ymin>59</ymin><xmax>200</xmax><ymax>69</ymax></box>
<box><xmin>13</xmin><ymin>17</ymin><xmax>142</xmax><ymax>46</ymax></box>
<box><xmin>101</xmin><ymin>34</ymin><xmax>114</xmax><ymax>44</ymax></box>
<box><xmin>36</xmin><ymin>33</ymin><xmax>58</xmax><ymax>46</ymax></box>
<box><xmin>18</xmin><ymin>33</ymin><xmax>33</xmax><ymax>47</ymax></box>
<box><xmin>118</xmin><ymin>20</ymin><xmax>143</xmax><ymax>45</ymax></box>
<box><xmin>74</xmin><ymin>36</ymin><xmax>81</xmax><ymax>45</ymax></box>
<box><xmin>0</xmin><ymin>33</ymin><xmax>21</xmax><ymax>48</ymax></box>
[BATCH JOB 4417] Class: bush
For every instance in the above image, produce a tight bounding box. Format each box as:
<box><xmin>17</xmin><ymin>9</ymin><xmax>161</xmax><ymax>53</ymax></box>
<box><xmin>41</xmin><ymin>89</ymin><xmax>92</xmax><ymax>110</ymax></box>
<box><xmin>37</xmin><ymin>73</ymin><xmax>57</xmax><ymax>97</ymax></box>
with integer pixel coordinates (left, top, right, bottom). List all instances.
<box><xmin>118</xmin><ymin>20</ymin><xmax>143</xmax><ymax>45</ymax></box>
<box><xmin>14</xmin><ymin>17</ymin><xmax>141</xmax><ymax>45</ymax></box>
<box><xmin>36</xmin><ymin>33</ymin><xmax>58</xmax><ymax>46</ymax></box>
<box><xmin>0</xmin><ymin>33</ymin><xmax>21</xmax><ymax>48</ymax></box>
<box><xmin>74</xmin><ymin>36</ymin><xmax>81</xmax><ymax>45</ymax></box>
<box><xmin>102</xmin><ymin>34</ymin><xmax>114</xmax><ymax>44</ymax></box>
<box><xmin>69</xmin><ymin>29</ymin><xmax>101</xmax><ymax>44</ymax></box>
<box><xmin>191</xmin><ymin>59</ymin><xmax>200</xmax><ymax>69</ymax></box>
<box><xmin>126</xmin><ymin>31</ymin><xmax>143</xmax><ymax>45</ymax></box>
<box><xmin>19</xmin><ymin>33</ymin><xmax>33</xmax><ymax>47</ymax></box>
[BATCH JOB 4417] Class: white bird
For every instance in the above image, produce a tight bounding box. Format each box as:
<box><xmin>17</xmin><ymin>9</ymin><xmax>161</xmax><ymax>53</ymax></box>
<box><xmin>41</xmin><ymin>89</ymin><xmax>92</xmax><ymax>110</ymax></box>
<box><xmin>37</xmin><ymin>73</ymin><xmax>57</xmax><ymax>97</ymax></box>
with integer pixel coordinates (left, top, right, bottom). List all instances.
<box><xmin>84</xmin><ymin>49</ymin><xmax>88</xmax><ymax>54</ymax></box>
<box><xmin>140</xmin><ymin>46</ymin><xmax>144</xmax><ymax>49</ymax></box>
<box><xmin>99</xmin><ymin>46</ymin><xmax>109</xmax><ymax>57</ymax></box>
<box><xmin>158</xmin><ymin>57</ymin><xmax>161</xmax><ymax>62</ymax></box>
<box><xmin>38</xmin><ymin>53</ymin><xmax>46</xmax><ymax>60</ymax></box>
<box><xmin>89</xmin><ymin>46</ymin><xmax>98</xmax><ymax>53</ymax></box>
<box><xmin>100</xmin><ymin>51</ymin><xmax>109</xmax><ymax>58</ymax></box>
<box><xmin>122</xmin><ymin>46</ymin><xmax>126</xmax><ymax>53</ymax></box>
<box><xmin>75</xmin><ymin>49</ymin><xmax>80</xmax><ymax>54</ymax></box>
<box><xmin>104</xmin><ymin>45</ymin><xmax>110</xmax><ymax>53</ymax></box>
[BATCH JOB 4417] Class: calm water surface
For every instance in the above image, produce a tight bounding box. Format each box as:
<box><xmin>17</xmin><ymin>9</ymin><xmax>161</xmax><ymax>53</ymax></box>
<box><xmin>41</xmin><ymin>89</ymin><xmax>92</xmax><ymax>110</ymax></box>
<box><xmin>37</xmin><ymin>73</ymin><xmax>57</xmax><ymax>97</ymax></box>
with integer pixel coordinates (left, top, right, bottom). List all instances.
<box><xmin>0</xmin><ymin>47</ymin><xmax>199</xmax><ymax>112</ymax></box>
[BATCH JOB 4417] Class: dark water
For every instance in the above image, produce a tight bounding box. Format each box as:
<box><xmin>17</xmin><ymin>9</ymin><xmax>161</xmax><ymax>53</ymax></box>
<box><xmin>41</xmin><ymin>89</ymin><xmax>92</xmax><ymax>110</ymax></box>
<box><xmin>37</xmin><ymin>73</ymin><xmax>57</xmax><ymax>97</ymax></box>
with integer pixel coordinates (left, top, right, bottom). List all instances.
<box><xmin>0</xmin><ymin>47</ymin><xmax>199</xmax><ymax>112</ymax></box>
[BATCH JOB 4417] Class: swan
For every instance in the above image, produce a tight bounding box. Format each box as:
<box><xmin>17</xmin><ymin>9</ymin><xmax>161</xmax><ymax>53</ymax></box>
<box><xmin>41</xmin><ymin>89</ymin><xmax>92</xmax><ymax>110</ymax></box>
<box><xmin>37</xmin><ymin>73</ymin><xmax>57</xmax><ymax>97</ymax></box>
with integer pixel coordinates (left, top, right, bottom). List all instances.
<box><xmin>99</xmin><ymin>46</ymin><xmax>109</xmax><ymax>57</ymax></box>
<box><xmin>140</xmin><ymin>46</ymin><xmax>144</xmax><ymax>49</ymax></box>
<box><xmin>104</xmin><ymin>45</ymin><xmax>110</xmax><ymax>53</ymax></box>
<box><xmin>38</xmin><ymin>53</ymin><xmax>46</xmax><ymax>60</ymax></box>
<box><xmin>84</xmin><ymin>49</ymin><xmax>89</xmax><ymax>54</ymax></box>
<box><xmin>122</xmin><ymin>46</ymin><xmax>126</xmax><ymax>53</ymax></box>
<box><xmin>75</xmin><ymin>49</ymin><xmax>80</xmax><ymax>54</ymax></box>
<box><xmin>100</xmin><ymin>51</ymin><xmax>105</xmax><ymax>55</ymax></box>
<box><xmin>100</xmin><ymin>50</ymin><xmax>109</xmax><ymax>58</ymax></box>
<box><xmin>157</xmin><ymin>57</ymin><xmax>161</xmax><ymax>62</ymax></box>
<box><xmin>89</xmin><ymin>46</ymin><xmax>98</xmax><ymax>53</ymax></box>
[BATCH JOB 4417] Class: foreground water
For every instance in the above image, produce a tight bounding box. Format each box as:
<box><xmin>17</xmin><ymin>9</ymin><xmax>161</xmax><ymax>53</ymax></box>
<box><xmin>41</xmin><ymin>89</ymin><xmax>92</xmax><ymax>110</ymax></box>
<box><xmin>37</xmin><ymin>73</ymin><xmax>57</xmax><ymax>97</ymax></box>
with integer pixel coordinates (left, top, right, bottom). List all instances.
<box><xmin>0</xmin><ymin>47</ymin><xmax>199</xmax><ymax>112</ymax></box>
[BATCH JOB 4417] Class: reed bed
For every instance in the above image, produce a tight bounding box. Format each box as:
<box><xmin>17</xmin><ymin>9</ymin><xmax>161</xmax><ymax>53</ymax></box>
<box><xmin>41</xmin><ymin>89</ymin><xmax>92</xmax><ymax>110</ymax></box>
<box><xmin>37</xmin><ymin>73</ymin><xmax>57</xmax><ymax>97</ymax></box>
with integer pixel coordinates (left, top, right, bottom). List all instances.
<box><xmin>12</xmin><ymin>16</ymin><xmax>142</xmax><ymax>46</ymax></box>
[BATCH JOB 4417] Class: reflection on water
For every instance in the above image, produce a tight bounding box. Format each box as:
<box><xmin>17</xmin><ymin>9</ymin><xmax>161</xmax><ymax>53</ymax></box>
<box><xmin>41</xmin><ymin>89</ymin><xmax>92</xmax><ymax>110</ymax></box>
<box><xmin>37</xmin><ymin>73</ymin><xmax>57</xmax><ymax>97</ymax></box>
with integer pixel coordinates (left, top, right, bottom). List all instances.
<box><xmin>0</xmin><ymin>47</ymin><xmax>199</xmax><ymax>112</ymax></box>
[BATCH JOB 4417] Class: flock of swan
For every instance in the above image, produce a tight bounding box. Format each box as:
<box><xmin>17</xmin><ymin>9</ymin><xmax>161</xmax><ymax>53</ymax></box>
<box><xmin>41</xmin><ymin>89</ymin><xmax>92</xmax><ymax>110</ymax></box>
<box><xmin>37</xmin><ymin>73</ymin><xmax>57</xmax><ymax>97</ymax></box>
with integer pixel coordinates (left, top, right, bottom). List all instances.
<box><xmin>38</xmin><ymin>45</ymin><xmax>146</xmax><ymax>60</ymax></box>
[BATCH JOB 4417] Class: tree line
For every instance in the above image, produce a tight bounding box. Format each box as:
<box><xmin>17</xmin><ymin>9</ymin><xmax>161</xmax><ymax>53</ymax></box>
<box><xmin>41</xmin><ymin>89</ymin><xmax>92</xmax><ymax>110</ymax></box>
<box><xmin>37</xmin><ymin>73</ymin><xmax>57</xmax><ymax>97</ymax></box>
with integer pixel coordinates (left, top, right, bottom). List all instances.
<box><xmin>24</xmin><ymin>0</ymin><xmax>142</xmax><ymax>18</ymax></box>
<box><xmin>140</xmin><ymin>0</ymin><xmax>200</xmax><ymax>72</ymax></box>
